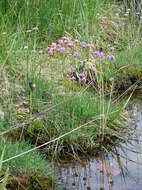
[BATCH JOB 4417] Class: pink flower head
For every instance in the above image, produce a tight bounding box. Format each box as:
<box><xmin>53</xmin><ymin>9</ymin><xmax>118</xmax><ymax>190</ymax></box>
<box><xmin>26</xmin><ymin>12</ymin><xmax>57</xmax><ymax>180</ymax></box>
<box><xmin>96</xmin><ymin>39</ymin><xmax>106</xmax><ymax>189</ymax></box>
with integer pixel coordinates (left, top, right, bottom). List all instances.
<box><xmin>74</xmin><ymin>52</ymin><xmax>80</xmax><ymax>56</ymax></box>
<box><xmin>45</xmin><ymin>47</ymin><xmax>50</xmax><ymax>52</ymax></box>
<box><xmin>58</xmin><ymin>39</ymin><xmax>64</xmax><ymax>44</ymax></box>
<box><xmin>67</xmin><ymin>43</ymin><xmax>74</xmax><ymax>47</ymax></box>
<box><xmin>33</xmin><ymin>27</ymin><xmax>39</xmax><ymax>31</ymax></box>
<box><xmin>51</xmin><ymin>43</ymin><xmax>57</xmax><ymax>49</ymax></box>
<box><xmin>106</xmin><ymin>55</ymin><xmax>112</xmax><ymax>59</ymax></box>
<box><xmin>24</xmin><ymin>46</ymin><xmax>28</xmax><ymax>50</ymax></box>
<box><xmin>81</xmin><ymin>77</ymin><xmax>87</xmax><ymax>83</ymax></box>
<box><xmin>79</xmin><ymin>73</ymin><xmax>85</xmax><ymax>77</ymax></box>
<box><xmin>49</xmin><ymin>50</ymin><xmax>53</xmax><ymax>56</ymax></box>
<box><xmin>70</xmin><ymin>76</ymin><xmax>75</xmax><ymax>81</ymax></box>
<box><xmin>99</xmin><ymin>52</ymin><xmax>104</xmax><ymax>58</ymax></box>
<box><xmin>93</xmin><ymin>51</ymin><xmax>99</xmax><ymax>56</ymax></box>
<box><xmin>59</xmin><ymin>47</ymin><xmax>66</xmax><ymax>52</ymax></box>
<box><xmin>56</xmin><ymin>44</ymin><xmax>61</xmax><ymax>48</ymax></box>
<box><xmin>38</xmin><ymin>50</ymin><xmax>43</xmax><ymax>54</ymax></box>
<box><xmin>74</xmin><ymin>39</ymin><xmax>79</xmax><ymax>43</ymax></box>
<box><xmin>110</xmin><ymin>55</ymin><xmax>115</xmax><ymax>61</ymax></box>
<box><xmin>86</xmin><ymin>44</ymin><xmax>92</xmax><ymax>48</ymax></box>
<box><xmin>62</xmin><ymin>37</ymin><xmax>68</xmax><ymax>40</ymax></box>
<box><xmin>110</xmin><ymin>47</ymin><xmax>115</xmax><ymax>51</ymax></box>
<box><xmin>31</xmin><ymin>50</ymin><xmax>36</xmax><ymax>53</ymax></box>
<box><xmin>63</xmin><ymin>39</ymin><xmax>68</xmax><ymax>44</ymax></box>
<box><xmin>106</xmin><ymin>55</ymin><xmax>115</xmax><ymax>61</ymax></box>
<box><xmin>67</xmin><ymin>68</ymin><xmax>72</xmax><ymax>73</ymax></box>
<box><xmin>109</xmin><ymin>77</ymin><xmax>114</xmax><ymax>82</ymax></box>
<box><xmin>26</xmin><ymin>30</ymin><xmax>32</xmax><ymax>33</ymax></box>
<box><xmin>81</xmin><ymin>41</ymin><xmax>86</xmax><ymax>47</ymax></box>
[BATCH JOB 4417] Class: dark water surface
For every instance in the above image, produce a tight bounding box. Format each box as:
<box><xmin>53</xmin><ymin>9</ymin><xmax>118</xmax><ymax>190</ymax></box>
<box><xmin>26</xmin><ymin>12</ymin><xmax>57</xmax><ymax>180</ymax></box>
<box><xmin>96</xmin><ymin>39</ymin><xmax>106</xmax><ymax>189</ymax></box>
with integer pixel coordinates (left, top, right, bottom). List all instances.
<box><xmin>54</xmin><ymin>102</ymin><xmax>142</xmax><ymax>190</ymax></box>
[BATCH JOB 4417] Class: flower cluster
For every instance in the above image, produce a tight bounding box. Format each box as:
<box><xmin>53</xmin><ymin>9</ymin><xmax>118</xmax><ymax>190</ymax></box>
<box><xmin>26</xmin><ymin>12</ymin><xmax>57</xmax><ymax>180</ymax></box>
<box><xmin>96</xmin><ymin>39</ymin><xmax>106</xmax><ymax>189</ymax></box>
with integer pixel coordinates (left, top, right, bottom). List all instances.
<box><xmin>67</xmin><ymin>68</ymin><xmax>87</xmax><ymax>83</ymax></box>
<box><xmin>24</xmin><ymin>29</ymin><xmax>115</xmax><ymax>85</ymax></box>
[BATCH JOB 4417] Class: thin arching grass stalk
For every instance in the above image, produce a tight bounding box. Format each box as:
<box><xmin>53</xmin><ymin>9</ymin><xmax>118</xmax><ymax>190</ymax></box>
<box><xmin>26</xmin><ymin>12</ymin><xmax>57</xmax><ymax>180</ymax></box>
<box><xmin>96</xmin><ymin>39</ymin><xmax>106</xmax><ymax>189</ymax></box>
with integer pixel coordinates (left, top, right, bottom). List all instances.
<box><xmin>106</xmin><ymin>81</ymin><xmax>114</xmax><ymax>122</ymax></box>
<box><xmin>2</xmin><ymin>108</ymin><xmax>125</xmax><ymax>164</ymax></box>
<box><xmin>112</xmin><ymin>80</ymin><xmax>140</xmax><ymax>104</ymax></box>
<box><xmin>2</xmin><ymin>117</ymin><xmax>100</xmax><ymax>164</ymax></box>
<box><xmin>0</xmin><ymin>149</ymin><xmax>9</xmax><ymax>190</ymax></box>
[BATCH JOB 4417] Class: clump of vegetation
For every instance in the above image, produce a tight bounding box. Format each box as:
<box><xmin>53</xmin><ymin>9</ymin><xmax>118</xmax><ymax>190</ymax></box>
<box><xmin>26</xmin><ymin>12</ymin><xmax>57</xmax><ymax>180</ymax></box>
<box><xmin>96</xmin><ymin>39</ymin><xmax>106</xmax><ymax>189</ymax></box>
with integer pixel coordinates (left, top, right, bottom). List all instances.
<box><xmin>0</xmin><ymin>0</ymin><xmax>142</xmax><ymax>188</ymax></box>
<box><xmin>0</xmin><ymin>139</ymin><xmax>51</xmax><ymax>175</ymax></box>
<box><xmin>0</xmin><ymin>150</ymin><xmax>9</xmax><ymax>190</ymax></box>
<box><xmin>6</xmin><ymin>174</ymin><xmax>55</xmax><ymax>190</ymax></box>
<box><xmin>0</xmin><ymin>139</ymin><xmax>55</xmax><ymax>189</ymax></box>
<box><xmin>18</xmin><ymin>94</ymin><xmax>125</xmax><ymax>157</ymax></box>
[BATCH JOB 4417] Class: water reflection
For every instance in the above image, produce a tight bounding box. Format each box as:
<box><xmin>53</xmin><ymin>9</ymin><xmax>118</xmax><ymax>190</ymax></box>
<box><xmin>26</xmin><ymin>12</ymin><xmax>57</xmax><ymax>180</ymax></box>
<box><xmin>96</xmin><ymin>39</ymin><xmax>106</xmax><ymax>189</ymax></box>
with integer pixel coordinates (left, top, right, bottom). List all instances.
<box><xmin>54</xmin><ymin>102</ymin><xmax>142</xmax><ymax>190</ymax></box>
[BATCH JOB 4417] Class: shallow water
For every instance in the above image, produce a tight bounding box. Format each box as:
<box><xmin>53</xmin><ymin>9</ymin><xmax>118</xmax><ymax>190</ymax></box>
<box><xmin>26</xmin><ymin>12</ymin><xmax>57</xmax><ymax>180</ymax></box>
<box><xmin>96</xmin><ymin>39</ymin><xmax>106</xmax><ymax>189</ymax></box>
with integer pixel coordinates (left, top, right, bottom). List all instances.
<box><xmin>54</xmin><ymin>102</ymin><xmax>142</xmax><ymax>190</ymax></box>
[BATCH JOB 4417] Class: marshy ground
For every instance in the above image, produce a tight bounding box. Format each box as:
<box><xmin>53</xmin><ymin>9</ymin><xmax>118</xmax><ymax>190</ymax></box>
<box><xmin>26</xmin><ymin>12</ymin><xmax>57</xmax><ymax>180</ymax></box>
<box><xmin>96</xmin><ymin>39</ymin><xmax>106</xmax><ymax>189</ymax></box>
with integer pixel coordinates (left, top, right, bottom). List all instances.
<box><xmin>0</xmin><ymin>0</ymin><xmax>142</xmax><ymax>189</ymax></box>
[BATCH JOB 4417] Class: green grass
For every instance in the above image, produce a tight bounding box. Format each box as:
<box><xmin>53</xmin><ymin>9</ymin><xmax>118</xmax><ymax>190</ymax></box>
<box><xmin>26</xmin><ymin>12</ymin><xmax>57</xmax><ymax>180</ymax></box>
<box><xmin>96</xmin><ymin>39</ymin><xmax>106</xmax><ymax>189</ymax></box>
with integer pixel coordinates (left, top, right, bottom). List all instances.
<box><xmin>0</xmin><ymin>139</ymin><xmax>52</xmax><ymax>176</ymax></box>
<box><xmin>0</xmin><ymin>0</ymin><xmax>101</xmax><ymax>42</ymax></box>
<box><xmin>0</xmin><ymin>0</ymin><xmax>142</xmax><ymax>188</ymax></box>
<box><xmin>2</xmin><ymin>92</ymin><xmax>126</xmax><ymax>158</ymax></box>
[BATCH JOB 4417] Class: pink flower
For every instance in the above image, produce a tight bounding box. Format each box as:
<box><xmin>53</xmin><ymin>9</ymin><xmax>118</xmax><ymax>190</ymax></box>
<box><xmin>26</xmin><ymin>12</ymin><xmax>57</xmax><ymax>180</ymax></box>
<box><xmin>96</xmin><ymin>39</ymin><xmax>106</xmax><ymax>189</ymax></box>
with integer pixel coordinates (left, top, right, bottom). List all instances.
<box><xmin>33</xmin><ymin>27</ymin><xmax>39</xmax><ymax>31</ymax></box>
<box><xmin>24</xmin><ymin>46</ymin><xmax>28</xmax><ymax>50</ymax></box>
<box><xmin>110</xmin><ymin>55</ymin><xmax>115</xmax><ymax>61</ymax></box>
<box><xmin>67</xmin><ymin>43</ymin><xmax>74</xmax><ymax>47</ymax></box>
<box><xmin>86</xmin><ymin>44</ymin><xmax>92</xmax><ymax>48</ymax></box>
<box><xmin>74</xmin><ymin>39</ymin><xmax>79</xmax><ymax>43</ymax></box>
<box><xmin>38</xmin><ymin>50</ymin><xmax>43</xmax><ymax>54</ymax></box>
<box><xmin>67</xmin><ymin>68</ymin><xmax>72</xmax><ymax>73</ymax></box>
<box><xmin>70</xmin><ymin>76</ymin><xmax>75</xmax><ymax>81</ymax></box>
<box><xmin>79</xmin><ymin>73</ymin><xmax>85</xmax><ymax>77</ymax></box>
<box><xmin>56</xmin><ymin>44</ymin><xmax>61</xmax><ymax>48</ymax></box>
<box><xmin>62</xmin><ymin>37</ymin><xmax>68</xmax><ymax>40</ymax></box>
<box><xmin>106</xmin><ymin>55</ymin><xmax>115</xmax><ymax>61</ymax></box>
<box><xmin>109</xmin><ymin>77</ymin><xmax>114</xmax><ymax>82</ymax></box>
<box><xmin>74</xmin><ymin>52</ymin><xmax>79</xmax><ymax>56</ymax></box>
<box><xmin>58</xmin><ymin>39</ymin><xmax>64</xmax><ymax>44</ymax></box>
<box><xmin>45</xmin><ymin>47</ymin><xmax>50</xmax><ymax>52</ymax></box>
<box><xmin>26</xmin><ymin>30</ymin><xmax>32</xmax><ymax>33</ymax></box>
<box><xmin>110</xmin><ymin>47</ymin><xmax>115</xmax><ymax>51</ymax></box>
<box><xmin>81</xmin><ymin>42</ymin><xmax>86</xmax><ymax>47</ymax></box>
<box><xmin>93</xmin><ymin>51</ymin><xmax>99</xmax><ymax>56</ymax></box>
<box><xmin>81</xmin><ymin>77</ymin><xmax>87</xmax><ymax>83</ymax></box>
<box><xmin>49</xmin><ymin>50</ymin><xmax>53</xmax><ymax>56</ymax></box>
<box><xmin>106</xmin><ymin>55</ymin><xmax>112</xmax><ymax>59</ymax></box>
<box><xmin>99</xmin><ymin>52</ymin><xmax>104</xmax><ymax>58</ymax></box>
<box><xmin>59</xmin><ymin>47</ymin><xmax>66</xmax><ymax>52</ymax></box>
<box><xmin>63</xmin><ymin>40</ymin><xmax>68</xmax><ymax>44</ymax></box>
<box><xmin>51</xmin><ymin>43</ymin><xmax>57</xmax><ymax>49</ymax></box>
<box><xmin>31</xmin><ymin>50</ymin><xmax>36</xmax><ymax>53</ymax></box>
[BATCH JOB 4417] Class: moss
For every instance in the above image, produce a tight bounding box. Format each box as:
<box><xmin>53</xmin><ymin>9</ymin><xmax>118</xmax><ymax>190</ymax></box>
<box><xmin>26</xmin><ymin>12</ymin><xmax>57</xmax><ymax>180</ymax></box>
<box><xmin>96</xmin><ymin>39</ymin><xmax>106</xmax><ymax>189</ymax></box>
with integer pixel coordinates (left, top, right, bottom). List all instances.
<box><xmin>0</xmin><ymin>139</ymin><xmax>52</xmax><ymax>176</ymax></box>
<box><xmin>114</xmin><ymin>68</ymin><xmax>142</xmax><ymax>93</ymax></box>
<box><xmin>6</xmin><ymin>174</ymin><xmax>56</xmax><ymax>190</ymax></box>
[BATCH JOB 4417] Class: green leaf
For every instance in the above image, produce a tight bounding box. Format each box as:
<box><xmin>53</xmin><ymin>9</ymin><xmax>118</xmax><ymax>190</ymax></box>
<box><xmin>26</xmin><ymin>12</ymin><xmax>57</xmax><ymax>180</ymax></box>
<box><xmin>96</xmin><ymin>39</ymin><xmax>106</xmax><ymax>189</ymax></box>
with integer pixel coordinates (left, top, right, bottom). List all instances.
<box><xmin>0</xmin><ymin>148</ymin><xmax>5</xmax><ymax>171</ymax></box>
